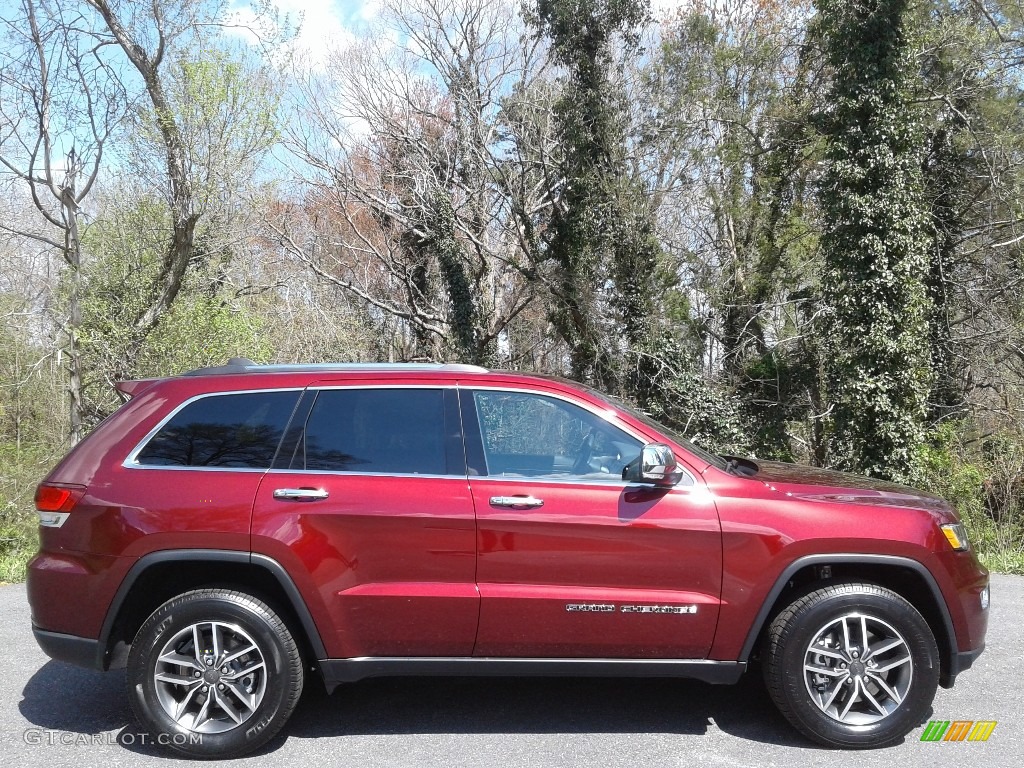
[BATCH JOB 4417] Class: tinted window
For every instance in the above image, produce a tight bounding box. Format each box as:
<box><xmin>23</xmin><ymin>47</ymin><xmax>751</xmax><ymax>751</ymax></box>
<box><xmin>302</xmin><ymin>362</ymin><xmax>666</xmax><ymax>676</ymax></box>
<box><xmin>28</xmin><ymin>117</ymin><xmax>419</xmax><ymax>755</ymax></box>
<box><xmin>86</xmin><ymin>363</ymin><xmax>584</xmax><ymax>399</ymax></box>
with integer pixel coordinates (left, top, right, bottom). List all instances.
<box><xmin>136</xmin><ymin>391</ymin><xmax>298</xmax><ymax>468</ymax></box>
<box><xmin>472</xmin><ymin>391</ymin><xmax>642</xmax><ymax>480</ymax></box>
<box><xmin>298</xmin><ymin>388</ymin><xmax>447</xmax><ymax>475</ymax></box>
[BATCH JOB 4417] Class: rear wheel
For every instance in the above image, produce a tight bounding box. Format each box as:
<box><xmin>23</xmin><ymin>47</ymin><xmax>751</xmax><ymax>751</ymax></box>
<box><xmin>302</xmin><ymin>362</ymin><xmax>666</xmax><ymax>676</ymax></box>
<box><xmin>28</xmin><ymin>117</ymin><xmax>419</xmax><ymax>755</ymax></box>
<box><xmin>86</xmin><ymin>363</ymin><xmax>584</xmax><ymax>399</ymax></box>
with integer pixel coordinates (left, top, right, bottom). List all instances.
<box><xmin>126</xmin><ymin>589</ymin><xmax>304</xmax><ymax>758</ymax></box>
<box><xmin>763</xmin><ymin>582</ymin><xmax>939</xmax><ymax>748</ymax></box>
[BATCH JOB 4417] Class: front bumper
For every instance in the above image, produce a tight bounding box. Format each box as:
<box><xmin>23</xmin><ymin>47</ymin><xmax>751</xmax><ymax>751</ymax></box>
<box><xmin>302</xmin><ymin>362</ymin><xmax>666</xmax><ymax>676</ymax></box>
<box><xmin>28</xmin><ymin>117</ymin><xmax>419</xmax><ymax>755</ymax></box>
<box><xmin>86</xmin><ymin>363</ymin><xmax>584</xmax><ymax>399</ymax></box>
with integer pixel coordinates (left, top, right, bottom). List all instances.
<box><xmin>941</xmin><ymin>643</ymin><xmax>985</xmax><ymax>689</ymax></box>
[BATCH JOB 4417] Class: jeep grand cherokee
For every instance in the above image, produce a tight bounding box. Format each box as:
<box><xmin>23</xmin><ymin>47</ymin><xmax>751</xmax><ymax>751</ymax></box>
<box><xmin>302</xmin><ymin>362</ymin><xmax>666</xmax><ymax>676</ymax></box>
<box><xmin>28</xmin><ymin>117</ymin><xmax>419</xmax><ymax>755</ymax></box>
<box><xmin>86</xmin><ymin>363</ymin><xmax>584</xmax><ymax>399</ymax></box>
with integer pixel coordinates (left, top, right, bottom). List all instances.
<box><xmin>27</xmin><ymin>360</ymin><xmax>989</xmax><ymax>757</ymax></box>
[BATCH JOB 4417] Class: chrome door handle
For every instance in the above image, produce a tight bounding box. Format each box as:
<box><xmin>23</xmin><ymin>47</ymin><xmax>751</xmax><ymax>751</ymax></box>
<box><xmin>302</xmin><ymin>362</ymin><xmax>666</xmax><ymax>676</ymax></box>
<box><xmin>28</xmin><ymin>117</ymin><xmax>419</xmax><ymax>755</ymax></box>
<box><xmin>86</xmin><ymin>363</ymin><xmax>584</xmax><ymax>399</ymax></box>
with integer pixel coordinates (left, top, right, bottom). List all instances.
<box><xmin>273</xmin><ymin>488</ymin><xmax>329</xmax><ymax>501</ymax></box>
<box><xmin>489</xmin><ymin>495</ymin><xmax>544</xmax><ymax>509</ymax></box>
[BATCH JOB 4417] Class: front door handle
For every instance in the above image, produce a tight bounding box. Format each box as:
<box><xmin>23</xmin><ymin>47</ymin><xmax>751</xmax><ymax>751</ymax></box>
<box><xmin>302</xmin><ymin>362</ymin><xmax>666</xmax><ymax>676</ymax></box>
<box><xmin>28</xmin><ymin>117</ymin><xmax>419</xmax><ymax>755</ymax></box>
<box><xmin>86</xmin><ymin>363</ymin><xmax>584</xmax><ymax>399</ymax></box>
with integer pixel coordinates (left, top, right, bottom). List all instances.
<box><xmin>489</xmin><ymin>495</ymin><xmax>544</xmax><ymax>509</ymax></box>
<box><xmin>273</xmin><ymin>488</ymin><xmax>329</xmax><ymax>501</ymax></box>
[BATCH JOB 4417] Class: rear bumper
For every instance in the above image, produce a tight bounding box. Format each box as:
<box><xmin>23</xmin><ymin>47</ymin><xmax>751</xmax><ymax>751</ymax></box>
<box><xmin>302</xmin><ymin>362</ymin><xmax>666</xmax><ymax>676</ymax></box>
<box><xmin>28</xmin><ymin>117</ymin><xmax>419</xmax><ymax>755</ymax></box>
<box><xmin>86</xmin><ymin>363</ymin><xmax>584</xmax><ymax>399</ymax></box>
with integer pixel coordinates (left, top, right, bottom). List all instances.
<box><xmin>32</xmin><ymin>626</ymin><xmax>103</xmax><ymax>671</ymax></box>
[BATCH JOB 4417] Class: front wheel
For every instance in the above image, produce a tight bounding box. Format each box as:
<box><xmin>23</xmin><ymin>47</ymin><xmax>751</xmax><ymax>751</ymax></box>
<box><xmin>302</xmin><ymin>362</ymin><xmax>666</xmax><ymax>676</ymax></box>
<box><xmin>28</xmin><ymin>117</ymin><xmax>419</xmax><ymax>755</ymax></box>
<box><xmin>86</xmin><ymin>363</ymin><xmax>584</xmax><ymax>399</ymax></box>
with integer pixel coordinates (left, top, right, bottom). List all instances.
<box><xmin>126</xmin><ymin>589</ymin><xmax>304</xmax><ymax>758</ymax></box>
<box><xmin>763</xmin><ymin>582</ymin><xmax>939</xmax><ymax>748</ymax></box>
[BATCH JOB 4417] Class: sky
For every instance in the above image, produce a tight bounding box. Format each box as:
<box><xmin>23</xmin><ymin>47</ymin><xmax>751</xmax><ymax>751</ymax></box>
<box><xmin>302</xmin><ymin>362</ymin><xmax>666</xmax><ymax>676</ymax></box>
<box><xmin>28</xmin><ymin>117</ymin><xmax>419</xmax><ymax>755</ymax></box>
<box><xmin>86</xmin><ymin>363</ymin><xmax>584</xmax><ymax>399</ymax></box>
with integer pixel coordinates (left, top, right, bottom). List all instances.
<box><xmin>227</xmin><ymin>0</ymin><xmax>382</xmax><ymax>66</ymax></box>
<box><xmin>226</xmin><ymin>0</ymin><xmax>695</xmax><ymax>68</ymax></box>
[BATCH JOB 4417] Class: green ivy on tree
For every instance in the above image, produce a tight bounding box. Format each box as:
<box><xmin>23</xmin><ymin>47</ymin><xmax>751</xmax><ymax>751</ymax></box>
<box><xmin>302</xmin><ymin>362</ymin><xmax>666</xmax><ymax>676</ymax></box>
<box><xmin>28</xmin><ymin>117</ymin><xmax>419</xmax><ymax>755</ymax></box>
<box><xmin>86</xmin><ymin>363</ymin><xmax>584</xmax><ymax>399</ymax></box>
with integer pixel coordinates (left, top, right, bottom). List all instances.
<box><xmin>530</xmin><ymin>0</ymin><xmax>659</xmax><ymax>389</ymax></box>
<box><xmin>816</xmin><ymin>0</ymin><xmax>933</xmax><ymax>481</ymax></box>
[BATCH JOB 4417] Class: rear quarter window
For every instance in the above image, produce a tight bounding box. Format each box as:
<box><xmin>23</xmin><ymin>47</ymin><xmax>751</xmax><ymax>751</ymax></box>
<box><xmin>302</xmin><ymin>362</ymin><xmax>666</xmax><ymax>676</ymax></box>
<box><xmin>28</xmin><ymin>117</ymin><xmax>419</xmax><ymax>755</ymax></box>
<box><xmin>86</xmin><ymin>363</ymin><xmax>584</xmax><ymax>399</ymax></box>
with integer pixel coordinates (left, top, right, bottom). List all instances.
<box><xmin>134</xmin><ymin>391</ymin><xmax>299</xmax><ymax>468</ymax></box>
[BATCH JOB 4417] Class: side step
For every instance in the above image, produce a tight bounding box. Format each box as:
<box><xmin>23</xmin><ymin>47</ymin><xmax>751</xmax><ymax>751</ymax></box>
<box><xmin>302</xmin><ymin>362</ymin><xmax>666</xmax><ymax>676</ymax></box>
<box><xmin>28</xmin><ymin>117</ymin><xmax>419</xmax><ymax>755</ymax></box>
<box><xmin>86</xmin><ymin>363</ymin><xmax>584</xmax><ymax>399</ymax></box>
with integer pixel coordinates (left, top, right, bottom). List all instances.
<box><xmin>320</xmin><ymin>657</ymin><xmax>746</xmax><ymax>690</ymax></box>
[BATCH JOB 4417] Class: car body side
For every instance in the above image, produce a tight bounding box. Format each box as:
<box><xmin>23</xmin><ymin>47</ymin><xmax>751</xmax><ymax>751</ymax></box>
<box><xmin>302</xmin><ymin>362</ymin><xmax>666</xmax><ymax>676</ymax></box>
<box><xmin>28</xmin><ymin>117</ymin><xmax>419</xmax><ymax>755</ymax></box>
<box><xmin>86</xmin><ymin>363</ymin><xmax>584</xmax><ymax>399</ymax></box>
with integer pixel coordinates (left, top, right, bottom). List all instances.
<box><xmin>26</xmin><ymin>369</ymin><xmax>988</xmax><ymax>692</ymax></box>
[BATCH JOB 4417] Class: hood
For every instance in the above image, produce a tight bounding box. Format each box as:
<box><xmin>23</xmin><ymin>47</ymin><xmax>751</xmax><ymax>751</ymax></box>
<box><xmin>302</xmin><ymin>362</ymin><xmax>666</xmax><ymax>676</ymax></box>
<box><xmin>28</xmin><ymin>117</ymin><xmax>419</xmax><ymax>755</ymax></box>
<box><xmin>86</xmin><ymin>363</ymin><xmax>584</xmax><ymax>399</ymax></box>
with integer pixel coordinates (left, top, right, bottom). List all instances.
<box><xmin>739</xmin><ymin>458</ymin><xmax>952</xmax><ymax>516</ymax></box>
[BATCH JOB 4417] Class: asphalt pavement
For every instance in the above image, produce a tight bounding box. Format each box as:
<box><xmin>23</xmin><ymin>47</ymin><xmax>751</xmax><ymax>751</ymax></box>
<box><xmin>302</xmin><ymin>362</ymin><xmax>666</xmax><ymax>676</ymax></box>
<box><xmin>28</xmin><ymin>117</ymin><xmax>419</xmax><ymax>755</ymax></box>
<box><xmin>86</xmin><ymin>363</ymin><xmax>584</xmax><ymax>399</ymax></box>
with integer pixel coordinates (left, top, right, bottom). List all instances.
<box><xmin>0</xmin><ymin>574</ymin><xmax>1020</xmax><ymax>767</ymax></box>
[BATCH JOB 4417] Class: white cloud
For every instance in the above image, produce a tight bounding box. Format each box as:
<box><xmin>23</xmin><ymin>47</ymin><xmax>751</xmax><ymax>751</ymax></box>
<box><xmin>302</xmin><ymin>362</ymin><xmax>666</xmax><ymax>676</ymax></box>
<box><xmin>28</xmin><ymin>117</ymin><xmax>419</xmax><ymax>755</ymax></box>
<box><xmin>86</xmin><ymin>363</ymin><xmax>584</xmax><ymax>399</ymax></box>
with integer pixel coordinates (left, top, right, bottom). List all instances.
<box><xmin>227</xmin><ymin>1</ymin><xmax>385</xmax><ymax>68</ymax></box>
<box><xmin>357</xmin><ymin>1</ymin><xmax>383</xmax><ymax>21</ymax></box>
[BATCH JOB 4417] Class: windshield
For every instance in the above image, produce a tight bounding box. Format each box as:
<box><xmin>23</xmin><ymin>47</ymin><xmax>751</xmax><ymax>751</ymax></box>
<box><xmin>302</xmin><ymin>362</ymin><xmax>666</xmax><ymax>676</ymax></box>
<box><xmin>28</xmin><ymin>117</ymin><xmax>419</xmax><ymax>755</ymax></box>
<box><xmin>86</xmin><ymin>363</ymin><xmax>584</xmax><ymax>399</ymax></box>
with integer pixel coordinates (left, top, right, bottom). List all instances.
<box><xmin>571</xmin><ymin>381</ymin><xmax>729</xmax><ymax>471</ymax></box>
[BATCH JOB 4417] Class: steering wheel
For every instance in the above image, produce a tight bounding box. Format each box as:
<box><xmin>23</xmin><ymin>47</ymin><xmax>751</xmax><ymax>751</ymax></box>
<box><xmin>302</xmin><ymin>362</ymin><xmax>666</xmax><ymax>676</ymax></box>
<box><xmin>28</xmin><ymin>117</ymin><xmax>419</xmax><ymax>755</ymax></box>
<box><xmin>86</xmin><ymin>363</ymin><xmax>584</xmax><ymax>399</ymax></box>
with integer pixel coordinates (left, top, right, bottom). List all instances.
<box><xmin>571</xmin><ymin>428</ymin><xmax>595</xmax><ymax>475</ymax></box>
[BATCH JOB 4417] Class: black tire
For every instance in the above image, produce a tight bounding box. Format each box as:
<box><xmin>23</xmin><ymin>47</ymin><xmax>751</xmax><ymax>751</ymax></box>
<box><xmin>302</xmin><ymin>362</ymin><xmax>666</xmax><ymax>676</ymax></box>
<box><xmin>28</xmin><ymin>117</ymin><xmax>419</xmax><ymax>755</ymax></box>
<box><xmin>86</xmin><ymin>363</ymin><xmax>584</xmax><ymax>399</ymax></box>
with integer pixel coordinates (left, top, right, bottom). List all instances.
<box><xmin>763</xmin><ymin>582</ymin><xmax>939</xmax><ymax>748</ymax></box>
<box><xmin>126</xmin><ymin>589</ymin><xmax>304</xmax><ymax>759</ymax></box>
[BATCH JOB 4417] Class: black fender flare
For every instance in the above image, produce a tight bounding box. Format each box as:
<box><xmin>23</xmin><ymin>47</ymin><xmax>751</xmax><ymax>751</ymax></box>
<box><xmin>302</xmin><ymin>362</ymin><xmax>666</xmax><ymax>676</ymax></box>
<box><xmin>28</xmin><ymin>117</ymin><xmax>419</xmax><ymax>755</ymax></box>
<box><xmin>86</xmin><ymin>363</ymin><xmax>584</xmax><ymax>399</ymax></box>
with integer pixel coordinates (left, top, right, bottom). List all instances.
<box><xmin>738</xmin><ymin>553</ymin><xmax>958</xmax><ymax>673</ymax></box>
<box><xmin>97</xmin><ymin>549</ymin><xmax>327</xmax><ymax>669</ymax></box>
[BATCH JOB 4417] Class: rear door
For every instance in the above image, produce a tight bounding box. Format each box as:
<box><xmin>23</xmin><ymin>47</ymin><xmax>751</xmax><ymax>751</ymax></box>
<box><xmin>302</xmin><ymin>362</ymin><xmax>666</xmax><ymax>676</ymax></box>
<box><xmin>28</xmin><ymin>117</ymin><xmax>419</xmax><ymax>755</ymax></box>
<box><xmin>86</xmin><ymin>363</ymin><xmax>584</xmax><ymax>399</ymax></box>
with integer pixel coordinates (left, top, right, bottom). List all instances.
<box><xmin>464</xmin><ymin>387</ymin><xmax>722</xmax><ymax>659</ymax></box>
<box><xmin>251</xmin><ymin>384</ymin><xmax>478</xmax><ymax>659</ymax></box>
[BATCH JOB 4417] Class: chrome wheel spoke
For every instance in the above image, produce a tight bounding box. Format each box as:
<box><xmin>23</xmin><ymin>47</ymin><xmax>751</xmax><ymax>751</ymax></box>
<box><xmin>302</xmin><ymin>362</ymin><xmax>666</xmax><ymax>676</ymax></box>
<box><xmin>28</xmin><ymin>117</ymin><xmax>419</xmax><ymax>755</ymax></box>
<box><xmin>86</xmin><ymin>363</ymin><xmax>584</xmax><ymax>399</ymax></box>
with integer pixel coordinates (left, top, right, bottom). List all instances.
<box><xmin>223</xmin><ymin>659</ymin><xmax>266</xmax><ymax>681</ymax></box>
<box><xmin>874</xmin><ymin>654</ymin><xmax>912</xmax><ymax>673</ymax></box>
<box><xmin>860</xmin><ymin>682</ymin><xmax>889</xmax><ymax>716</ymax></box>
<box><xmin>865</xmin><ymin>638</ymin><xmax>903</xmax><ymax>661</ymax></box>
<box><xmin>212</xmin><ymin>687</ymin><xmax>244</xmax><ymax>725</ymax></box>
<box><xmin>820</xmin><ymin>678</ymin><xmax>845</xmax><ymax>711</ymax></box>
<box><xmin>812</xmin><ymin>647</ymin><xmax>846</xmax><ymax>662</ymax></box>
<box><xmin>224</xmin><ymin>680</ymin><xmax>259</xmax><ymax>714</ymax></box>
<box><xmin>211</xmin><ymin>623</ymin><xmax>223</xmax><ymax>660</ymax></box>
<box><xmin>841</xmin><ymin>617</ymin><xmax>855</xmax><ymax>657</ymax></box>
<box><xmin>191</xmin><ymin>692</ymin><xmax>214</xmax><ymax>731</ymax></box>
<box><xmin>804</xmin><ymin>664</ymin><xmax>846</xmax><ymax>677</ymax></box>
<box><xmin>839</xmin><ymin>678</ymin><xmax>861</xmax><ymax>720</ymax></box>
<box><xmin>174</xmin><ymin>682</ymin><xmax>204</xmax><ymax>720</ymax></box>
<box><xmin>158</xmin><ymin>651</ymin><xmax>203</xmax><ymax>671</ymax></box>
<box><xmin>154</xmin><ymin>670</ymin><xmax>200</xmax><ymax>686</ymax></box>
<box><xmin>192</xmin><ymin>624</ymin><xmax>203</xmax><ymax>662</ymax></box>
<box><xmin>867</xmin><ymin>671</ymin><xmax>902</xmax><ymax>704</ymax></box>
<box><xmin>222</xmin><ymin>642</ymin><xmax>258</xmax><ymax>665</ymax></box>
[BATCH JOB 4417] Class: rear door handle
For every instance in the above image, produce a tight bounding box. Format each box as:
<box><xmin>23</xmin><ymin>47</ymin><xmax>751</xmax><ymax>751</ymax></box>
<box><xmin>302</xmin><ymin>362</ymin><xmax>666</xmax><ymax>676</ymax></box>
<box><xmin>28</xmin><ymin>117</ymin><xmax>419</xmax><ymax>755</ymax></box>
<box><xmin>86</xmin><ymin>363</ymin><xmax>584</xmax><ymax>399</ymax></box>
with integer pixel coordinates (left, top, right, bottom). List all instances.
<box><xmin>489</xmin><ymin>495</ymin><xmax>544</xmax><ymax>509</ymax></box>
<box><xmin>273</xmin><ymin>488</ymin><xmax>329</xmax><ymax>501</ymax></box>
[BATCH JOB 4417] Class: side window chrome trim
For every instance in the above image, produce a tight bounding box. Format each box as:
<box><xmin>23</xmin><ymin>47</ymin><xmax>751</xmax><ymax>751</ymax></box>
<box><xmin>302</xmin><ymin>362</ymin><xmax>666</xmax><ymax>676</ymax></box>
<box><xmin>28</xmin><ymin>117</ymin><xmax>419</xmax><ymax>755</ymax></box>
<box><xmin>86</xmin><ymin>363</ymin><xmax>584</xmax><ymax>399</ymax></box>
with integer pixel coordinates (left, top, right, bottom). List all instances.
<box><xmin>461</xmin><ymin>385</ymin><xmax>698</xmax><ymax>487</ymax></box>
<box><xmin>265</xmin><ymin>469</ymin><xmax>464</xmax><ymax>481</ymax></box>
<box><xmin>122</xmin><ymin>387</ymin><xmax>304</xmax><ymax>471</ymax></box>
<box><xmin>124</xmin><ymin>464</ymin><xmax>270</xmax><ymax>474</ymax></box>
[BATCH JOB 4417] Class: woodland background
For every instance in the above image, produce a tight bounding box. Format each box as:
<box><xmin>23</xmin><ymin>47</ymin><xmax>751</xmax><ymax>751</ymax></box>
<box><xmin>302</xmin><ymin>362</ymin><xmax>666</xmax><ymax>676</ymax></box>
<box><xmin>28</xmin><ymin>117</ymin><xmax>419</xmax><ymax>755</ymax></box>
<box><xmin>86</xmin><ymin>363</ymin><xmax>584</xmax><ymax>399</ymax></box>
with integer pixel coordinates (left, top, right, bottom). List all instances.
<box><xmin>2</xmin><ymin>0</ymin><xmax>1023</xmax><ymax>579</ymax></box>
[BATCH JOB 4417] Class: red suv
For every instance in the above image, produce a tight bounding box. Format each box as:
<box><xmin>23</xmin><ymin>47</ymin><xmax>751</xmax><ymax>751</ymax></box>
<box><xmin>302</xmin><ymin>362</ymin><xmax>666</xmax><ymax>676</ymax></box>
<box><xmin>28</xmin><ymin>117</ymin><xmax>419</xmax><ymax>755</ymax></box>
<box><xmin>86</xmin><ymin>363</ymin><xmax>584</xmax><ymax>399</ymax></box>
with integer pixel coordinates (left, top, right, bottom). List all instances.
<box><xmin>28</xmin><ymin>361</ymin><xmax>989</xmax><ymax>757</ymax></box>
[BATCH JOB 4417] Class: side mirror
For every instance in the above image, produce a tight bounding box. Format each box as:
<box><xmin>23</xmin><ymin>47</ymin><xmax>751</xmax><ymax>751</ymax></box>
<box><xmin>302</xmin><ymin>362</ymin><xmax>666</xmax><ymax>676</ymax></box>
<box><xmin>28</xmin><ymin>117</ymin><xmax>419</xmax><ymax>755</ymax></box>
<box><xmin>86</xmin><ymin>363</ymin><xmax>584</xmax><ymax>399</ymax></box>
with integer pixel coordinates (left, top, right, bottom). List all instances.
<box><xmin>622</xmin><ymin>443</ymin><xmax>683</xmax><ymax>487</ymax></box>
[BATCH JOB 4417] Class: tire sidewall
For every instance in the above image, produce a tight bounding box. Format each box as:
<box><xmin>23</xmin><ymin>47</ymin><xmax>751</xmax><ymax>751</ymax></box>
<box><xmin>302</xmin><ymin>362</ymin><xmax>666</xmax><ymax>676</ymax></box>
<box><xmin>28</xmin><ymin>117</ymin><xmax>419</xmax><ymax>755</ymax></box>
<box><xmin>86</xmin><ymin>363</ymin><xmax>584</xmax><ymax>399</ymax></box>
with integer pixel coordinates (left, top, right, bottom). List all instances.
<box><xmin>775</xmin><ymin>587</ymin><xmax>939</xmax><ymax>747</ymax></box>
<box><xmin>127</xmin><ymin>592</ymin><xmax>300</xmax><ymax>757</ymax></box>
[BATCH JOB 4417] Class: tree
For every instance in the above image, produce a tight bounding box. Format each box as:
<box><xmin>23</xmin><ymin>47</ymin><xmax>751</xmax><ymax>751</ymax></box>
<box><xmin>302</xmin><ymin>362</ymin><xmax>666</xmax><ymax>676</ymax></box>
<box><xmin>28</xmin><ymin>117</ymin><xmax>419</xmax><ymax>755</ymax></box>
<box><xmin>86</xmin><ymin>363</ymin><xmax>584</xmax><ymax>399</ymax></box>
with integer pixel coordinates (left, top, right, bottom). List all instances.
<box><xmin>918</xmin><ymin>1</ymin><xmax>1024</xmax><ymax>429</ymax></box>
<box><xmin>85</xmin><ymin>0</ymin><xmax>280</xmax><ymax>361</ymax></box>
<box><xmin>816</xmin><ymin>0</ymin><xmax>933</xmax><ymax>480</ymax></box>
<box><xmin>646</xmin><ymin>0</ymin><xmax>823</xmax><ymax>459</ymax></box>
<box><xmin>0</xmin><ymin>0</ymin><xmax>128</xmax><ymax>443</ymax></box>
<box><xmin>278</xmin><ymin>0</ymin><xmax>542</xmax><ymax>365</ymax></box>
<box><xmin>527</xmin><ymin>0</ymin><xmax>659</xmax><ymax>389</ymax></box>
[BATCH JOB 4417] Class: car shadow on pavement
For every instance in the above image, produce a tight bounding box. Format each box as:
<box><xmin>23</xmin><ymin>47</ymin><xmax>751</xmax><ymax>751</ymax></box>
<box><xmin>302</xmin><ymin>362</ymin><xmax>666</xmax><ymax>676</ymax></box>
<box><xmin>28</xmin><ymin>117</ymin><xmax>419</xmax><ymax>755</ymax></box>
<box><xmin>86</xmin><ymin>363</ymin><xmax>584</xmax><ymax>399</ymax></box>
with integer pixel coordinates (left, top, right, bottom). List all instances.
<box><xmin>19</xmin><ymin>660</ymin><xmax>830</xmax><ymax>755</ymax></box>
<box><xmin>20</xmin><ymin>661</ymin><xmax>131</xmax><ymax>735</ymax></box>
<box><xmin>285</xmin><ymin>672</ymin><xmax>817</xmax><ymax>748</ymax></box>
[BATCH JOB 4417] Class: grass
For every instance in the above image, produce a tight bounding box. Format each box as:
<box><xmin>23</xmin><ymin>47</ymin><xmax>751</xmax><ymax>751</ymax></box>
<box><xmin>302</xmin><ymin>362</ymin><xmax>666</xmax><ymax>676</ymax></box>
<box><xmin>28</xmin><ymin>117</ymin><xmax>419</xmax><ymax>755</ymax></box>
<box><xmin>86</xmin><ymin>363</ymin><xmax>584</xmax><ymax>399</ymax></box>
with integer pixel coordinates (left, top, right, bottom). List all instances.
<box><xmin>978</xmin><ymin>550</ymin><xmax>1024</xmax><ymax>576</ymax></box>
<box><xmin>0</xmin><ymin>515</ymin><xmax>36</xmax><ymax>584</ymax></box>
<box><xmin>0</xmin><ymin>442</ymin><xmax>55</xmax><ymax>584</ymax></box>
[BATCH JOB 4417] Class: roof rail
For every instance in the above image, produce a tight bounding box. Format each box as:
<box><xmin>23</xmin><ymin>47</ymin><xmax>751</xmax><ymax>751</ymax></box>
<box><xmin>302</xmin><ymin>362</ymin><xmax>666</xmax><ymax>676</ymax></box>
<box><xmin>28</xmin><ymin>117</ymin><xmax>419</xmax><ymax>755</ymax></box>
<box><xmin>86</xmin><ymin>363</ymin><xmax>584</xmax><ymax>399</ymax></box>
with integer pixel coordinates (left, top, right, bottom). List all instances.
<box><xmin>182</xmin><ymin>360</ymin><xmax>490</xmax><ymax>377</ymax></box>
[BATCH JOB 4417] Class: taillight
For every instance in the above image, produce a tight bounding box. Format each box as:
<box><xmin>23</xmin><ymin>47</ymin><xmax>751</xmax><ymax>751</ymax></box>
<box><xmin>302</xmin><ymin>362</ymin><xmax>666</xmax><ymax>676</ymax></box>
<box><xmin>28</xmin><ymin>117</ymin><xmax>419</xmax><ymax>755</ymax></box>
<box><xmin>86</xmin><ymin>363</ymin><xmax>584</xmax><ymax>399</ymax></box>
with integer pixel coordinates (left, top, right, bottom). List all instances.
<box><xmin>34</xmin><ymin>483</ymin><xmax>85</xmax><ymax>527</ymax></box>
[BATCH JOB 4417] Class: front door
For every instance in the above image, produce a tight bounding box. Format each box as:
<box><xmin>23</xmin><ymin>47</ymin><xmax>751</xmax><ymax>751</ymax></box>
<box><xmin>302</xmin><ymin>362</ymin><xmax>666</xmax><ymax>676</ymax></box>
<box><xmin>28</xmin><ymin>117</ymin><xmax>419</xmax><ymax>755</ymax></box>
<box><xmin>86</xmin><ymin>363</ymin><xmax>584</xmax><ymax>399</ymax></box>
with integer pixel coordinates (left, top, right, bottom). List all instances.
<box><xmin>464</xmin><ymin>387</ymin><xmax>722</xmax><ymax>659</ymax></box>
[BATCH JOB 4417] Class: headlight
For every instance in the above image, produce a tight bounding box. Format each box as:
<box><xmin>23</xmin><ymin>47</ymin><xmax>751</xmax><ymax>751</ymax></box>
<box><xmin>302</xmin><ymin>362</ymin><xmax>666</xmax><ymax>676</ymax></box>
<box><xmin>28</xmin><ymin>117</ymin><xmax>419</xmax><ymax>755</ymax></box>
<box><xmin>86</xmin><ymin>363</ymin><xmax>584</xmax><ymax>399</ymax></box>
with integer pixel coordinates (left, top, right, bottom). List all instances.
<box><xmin>980</xmin><ymin>584</ymin><xmax>990</xmax><ymax>610</ymax></box>
<box><xmin>941</xmin><ymin>522</ymin><xmax>970</xmax><ymax>551</ymax></box>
